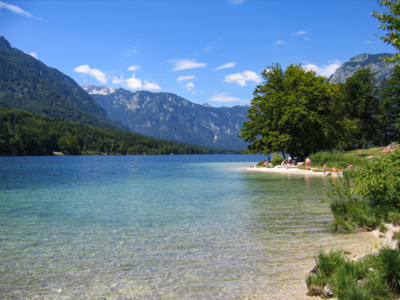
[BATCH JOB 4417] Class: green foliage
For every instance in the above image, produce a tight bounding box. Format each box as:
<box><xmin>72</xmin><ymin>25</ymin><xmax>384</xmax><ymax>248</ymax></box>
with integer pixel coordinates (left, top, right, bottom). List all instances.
<box><xmin>309</xmin><ymin>151</ymin><xmax>360</xmax><ymax>167</ymax></box>
<box><xmin>256</xmin><ymin>160</ymin><xmax>266</xmax><ymax>166</ymax></box>
<box><xmin>328</xmin><ymin>173</ymin><xmax>382</xmax><ymax>232</ymax></box>
<box><xmin>378</xmin><ymin>247</ymin><xmax>400</xmax><ymax>291</ymax></box>
<box><xmin>239</xmin><ymin>63</ymin><xmax>358</xmax><ymax>157</ymax></box>
<box><xmin>372</xmin><ymin>0</ymin><xmax>400</xmax><ymax>62</ymax></box>
<box><xmin>339</xmin><ymin>68</ymin><xmax>381</xmax><ymax>148</ymax></box>
<box><xmin>317</xmin><ymin>249</ymin><xmax>346</xmax><ymax>278</ymax></box>
<box><xmin>353</xmin><ymin>150</ymin><xmax>400</xmax><ymax>207</ymax></box>
<box><xmin>306</xmin><ymin>248</ymin><xmax>399</xmax><ymax>299</ymax></box>
<box><xmin>379</xmin><ymin>65</ymin><xmax>400</xmax><ymax>144</ymax></box>
<box><xmin>0</xmin><ymin>106</ymin><xmax>240</xmax><ymax>156</ymax></box>
<box><xmin>271</xmin><ymin>152</ymin><xmax>284</xmax><ymax>166</ymax></box>
<box><xmin>0</xmin><ymin>40</ymin><xmax>122</xmax><ymax>132</ymax></box>
<box><xmin>58</xmin><ymin>134</ymin><xmax>81</xmax><ymax>155</ymax></box>
<box><xmin>327</xmin><ymin>150</ymin><xmax>400</xmax><ymax>233</ymax></box>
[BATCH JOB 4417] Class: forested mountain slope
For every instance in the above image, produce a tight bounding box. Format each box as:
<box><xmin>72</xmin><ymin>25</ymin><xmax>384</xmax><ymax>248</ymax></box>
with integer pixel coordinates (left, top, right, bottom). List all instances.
<box><xmin>0</xmin><ymin>106</ymin><xmax>239</xmax><ymax>156</ymax></box>
<box><xmin>83</xmin><ymin>85</ymin><xmax>249</xmax><ymax>150</ymax></box>
<box><xmin>0</xmin><ymin>36</ymin><xmax>122</xmax><ymax>131</ymax></box>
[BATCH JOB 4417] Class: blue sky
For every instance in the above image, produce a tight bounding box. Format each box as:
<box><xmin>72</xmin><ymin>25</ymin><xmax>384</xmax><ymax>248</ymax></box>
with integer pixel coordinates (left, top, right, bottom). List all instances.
<box><xmin>0</xmin><ymin>0</ymin><xmax>396</xmax><ymax>107</ymax></box>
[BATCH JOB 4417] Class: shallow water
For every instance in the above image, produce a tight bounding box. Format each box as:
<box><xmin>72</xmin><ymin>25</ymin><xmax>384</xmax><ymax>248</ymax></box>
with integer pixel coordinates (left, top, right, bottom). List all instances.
<box><xmin>0</xmin><ymin>155</ymin><xmax>375</xmax><ymax>299</ymax></box>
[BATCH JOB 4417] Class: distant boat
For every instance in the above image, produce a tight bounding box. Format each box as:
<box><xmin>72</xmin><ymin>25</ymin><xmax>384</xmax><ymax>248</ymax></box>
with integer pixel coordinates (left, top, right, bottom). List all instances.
<box><xmin>170</xmin><ymin>153</ymin><xmax>174</xmax><ymax>155</ymax></box>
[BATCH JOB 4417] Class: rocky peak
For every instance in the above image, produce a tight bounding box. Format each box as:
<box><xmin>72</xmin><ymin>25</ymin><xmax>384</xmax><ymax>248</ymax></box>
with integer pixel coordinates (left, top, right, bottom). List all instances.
<box><xmin>0</xmin><ymin>36</ymin><xmax>12</xmax><ymax>51</ymax></box>
<box><xmin>82</xmin><ymin>84</ymin><xmax>116</xmax><ymax>95</ymax></box>
<box><xmin>330</xmin><ymin>53</ymin><xmax>400</xmax><ymax>85</ymax></box>
<box><xmin>203</xmin><ymin>103</ymin><xmax>211</xmax><ymax>107</ymax></box>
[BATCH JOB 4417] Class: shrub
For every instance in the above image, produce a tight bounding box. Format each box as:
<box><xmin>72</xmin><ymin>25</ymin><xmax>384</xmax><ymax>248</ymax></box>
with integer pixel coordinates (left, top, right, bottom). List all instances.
<box><xmin>378</xmin><ymin>247</ymin><xmax>400</xmax><ymax>292</ymax></box>
<box><xmin>257</xmin><ymin>160</ymin><xmax>266</xmax><ymax>166</ymax></box>
<box><xmin>271</xmin><ymin>152</ymin><xmax>284</xmax><ymax>166</ymax></box>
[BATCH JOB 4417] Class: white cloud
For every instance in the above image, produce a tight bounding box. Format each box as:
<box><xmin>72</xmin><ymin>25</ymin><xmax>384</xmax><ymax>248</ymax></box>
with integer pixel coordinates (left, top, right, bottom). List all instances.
<box><xmin>203</xmin><ymin>46</ymin><xmax>217</xmax><ymax>53</ymax></box>
<box><xmin>169</xmin><ymin>59</ymin><xmax>207</xmax><ymax>71</ymax></box>
<box><xmin>228</xmin><ymin>0</ymin><xmax>245</xmax><ymax>4</ymax></box>
<box><xmin>125</xmin><ymin>74</ymin><xmax>161</xmax><ymax>90</ymax></box>
<box><xmin>127</xmin><ymin>65</ymin><xmax>141</xmax><ymax>71</ymax></box>
<box><xmin>112</xmin><ymin>75</ymin><xmax>124</xmax><ymax>85</ymax></box>
<box><xmin>74</xmin><ymin>65</ymin><xmax>107</xmax><ymax>85</ymax></box>
<box><xmin>213</xmin><ymin>62</ymin><xmax>236</xmax><ymax>71</ymax></box>
<box><xmin>275</xmin><ymin>40</ymin><xmax>286</xmax><ymax>45</ymax></box>
<box><xmin>303</xmin><ymin>60</ymin><xmax>342</xmax><ymax>77</ymax></box>
<box><xmin>224</xmin><ymin>71</ymin><xmax>262</xmax><ymax>87</ymax></box>
<box><xmin>0</xmin><ymin>1</ymin><xmax>41</xmax><ymax>20</ymax></box>
<box><xmin>366</xmin><ymin>40</ymin><xmax>374</xmax><ymax>44</ymax></box>
<box><xmin>121</xmin><ymin>47</ymin><xmax>138</xmax><ymax>56</ymax></box>
<box><xmin>292</xmin><ymin>31</ymin><xmax>308</xmax><ymax>36</ymax></box>
<box><xmin>177</xmin><ymin>75</ymin><xmax>195</xmax><ymax>81</ymax></box>
<box><xmin>209</xmin><ymin>93</ymin><xmax>247</xmax><ymax>103</ymax></box>
<box><xmin>304</xmin><ymin>37</ymin><xmax>310</xmax><ymax>41</ymax></box>
<box><xmin>29</xmin><ymin>52</ymin><xmax>37</xmax><ymax>59</ymax></box>
<box><xmin>185</xmin><ymin>82</ymin><xmax>195</xmax><ymax>91</ymax></box>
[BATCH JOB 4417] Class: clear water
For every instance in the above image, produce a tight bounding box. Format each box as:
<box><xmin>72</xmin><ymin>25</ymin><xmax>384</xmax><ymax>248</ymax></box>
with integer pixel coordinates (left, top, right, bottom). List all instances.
<box><xmin>0</xmin><ymin>155</ymin><xmax>373</xmax><ymax>299</ymax></box>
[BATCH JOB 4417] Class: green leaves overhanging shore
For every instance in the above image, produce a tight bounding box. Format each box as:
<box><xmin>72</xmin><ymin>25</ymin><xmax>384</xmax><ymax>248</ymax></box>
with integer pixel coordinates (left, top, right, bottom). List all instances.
<box><xmin>0</xmin><ymin>106</ymin><xmax>241</xmax><ymax>156</ymax></box>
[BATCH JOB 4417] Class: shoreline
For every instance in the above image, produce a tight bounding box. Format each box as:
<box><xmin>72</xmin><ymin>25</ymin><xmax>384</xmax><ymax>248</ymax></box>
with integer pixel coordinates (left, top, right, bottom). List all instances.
<box><xmin>246</xmin><ymin>166</ymin><xmax>343</xmax><ymax>176</ymax></box>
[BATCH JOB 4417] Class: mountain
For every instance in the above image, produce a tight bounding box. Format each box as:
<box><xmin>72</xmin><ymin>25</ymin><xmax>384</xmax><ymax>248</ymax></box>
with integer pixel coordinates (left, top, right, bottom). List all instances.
<box><xmin>330</xmin><ymin>53</ymin><xmax>400</xmax><ymax>85</ymax></box>
<box><xmin>0</xmin><ymin>36</ymin><xmax>122</xmax><ymax>131</ymax></box>
<box><xmin>83</xmin><ymin>85</ymin><xmax>249</xmax><ymax>150</ymax></box>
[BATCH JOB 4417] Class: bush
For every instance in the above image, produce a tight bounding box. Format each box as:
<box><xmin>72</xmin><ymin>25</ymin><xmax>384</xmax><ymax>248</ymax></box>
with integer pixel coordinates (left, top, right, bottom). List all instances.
<box><xmin>378</xmin><ymin>247</ymin><xmax>400</xmax><ymax>292</ymax></box>
<box><xmin>309</xmin><ymin>150</ymin><xmax>360</xmax><ymax>167</ymax></box>
<box><xmin>353</xmin><ymin>150</ymin><xmax>400</xmax><ymax>208</ymax></box>
<box><xmin>257</xmin><ymin>160</ymin><xmax>266</xmax><ymax>166</ymax></box>
<box><xmin>271</xmin><ymin>152</ymin><xmax>284</xmax><ymax>166</ymax></box>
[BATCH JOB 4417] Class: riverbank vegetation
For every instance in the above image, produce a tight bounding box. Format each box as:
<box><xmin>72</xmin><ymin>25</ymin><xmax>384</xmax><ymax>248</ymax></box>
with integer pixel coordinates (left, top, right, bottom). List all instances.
<box><xmin>0</xmin><ymin>106</ymin><xmax>240</xmax><ymax>156</ymax></box>
<box><xmin>306</xmin><ymin>246</ymin><xmax>400</xmax><ymax>299</ymax></box>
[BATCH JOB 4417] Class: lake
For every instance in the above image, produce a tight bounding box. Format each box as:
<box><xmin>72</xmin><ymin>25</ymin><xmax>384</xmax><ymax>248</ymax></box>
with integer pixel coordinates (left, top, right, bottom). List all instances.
<box><xmin>0</xmin><ymin>155</ymin><xmax>375</xmax><ymax>299</ymax></box>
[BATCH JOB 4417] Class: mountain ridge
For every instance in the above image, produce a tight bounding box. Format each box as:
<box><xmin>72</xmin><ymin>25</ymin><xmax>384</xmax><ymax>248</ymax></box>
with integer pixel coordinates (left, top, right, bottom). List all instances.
<box><xmin>83</xmin><ymin>85</ymin><xmax>249</xmax><ymax>150</ymax></box>
<box><xmin>330</xmin><ymin>53</ymin><xmax>400</xmax><ymax>85</ymax></box>
<box><xmin>0</xmin><ymin>36</ymin><xmax>125</xmax><ymax>131</ymax></box>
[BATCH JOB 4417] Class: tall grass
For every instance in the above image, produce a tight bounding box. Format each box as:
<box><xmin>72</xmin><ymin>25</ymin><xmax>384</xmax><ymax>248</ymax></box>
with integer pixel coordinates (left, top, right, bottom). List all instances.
<box><xmin>309</xmin><ymin>150</ymin><xmax>361</xmax><ymax>167</ymax></box>
<box><xmin>306</xmin><ymin>247</ymin><xmax>400</xmax><ymax>299</ymax></box>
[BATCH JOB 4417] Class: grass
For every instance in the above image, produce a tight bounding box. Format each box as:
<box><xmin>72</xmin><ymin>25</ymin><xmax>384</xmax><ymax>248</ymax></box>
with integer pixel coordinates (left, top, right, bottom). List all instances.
<box><xmin>306</xmin><ymin>247</ymin><xmax>400</xmax><ymax>299</ymax></box>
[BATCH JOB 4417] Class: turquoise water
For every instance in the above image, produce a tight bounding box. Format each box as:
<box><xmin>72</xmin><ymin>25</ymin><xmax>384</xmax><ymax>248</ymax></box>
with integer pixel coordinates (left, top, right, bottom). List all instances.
<box><xmin>0</xmin><ymin>155</ymin><xmax>357</xmax><ymax>299</ymax></box>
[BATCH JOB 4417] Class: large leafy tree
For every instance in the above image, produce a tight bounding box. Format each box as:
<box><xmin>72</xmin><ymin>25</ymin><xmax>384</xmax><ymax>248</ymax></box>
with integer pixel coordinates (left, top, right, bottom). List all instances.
<box><xmin>339</xmin><ymin>68</ymin><xmax>381</xmax><ymax>148</ymax></box>
<box><xmin>372</xmin><ymin>0</ymin><xmax>400</xmax><ymax>62</ymax></box>
<box><xmin>379</xmin><ymin>64</ymin><xmax>400</xmax><ymax>144</ymax></box>
<box><xmin>239</xmin><ymin>63</ymin><xmax>357</xmax><ymax>157</ymax></box>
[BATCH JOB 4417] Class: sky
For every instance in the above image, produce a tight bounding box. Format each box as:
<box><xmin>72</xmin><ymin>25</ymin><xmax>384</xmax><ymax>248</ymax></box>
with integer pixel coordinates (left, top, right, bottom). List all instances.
<box><xmin>0</xmin><ymin>0</ymin><xmax>397</xmax><ymax>107</ymax></box>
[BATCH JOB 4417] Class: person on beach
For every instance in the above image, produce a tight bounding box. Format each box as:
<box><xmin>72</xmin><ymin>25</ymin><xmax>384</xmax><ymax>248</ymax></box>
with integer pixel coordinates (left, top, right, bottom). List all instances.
<box><xmin>268</xmin><ymin>155</ymin><xmax>271</xmax><ymax>163</ymax></box>
<box><xmin>305</xmin><ymin>157</ymin><xmax>311</xmax><ymax>170</ymax></box>
<box><xmin>281</xmin><ymin>160</ymin><xmax>285</xmax><ymax>167</ymax></box>
<box><xmin>323</xmin><ymin>164</ymin><xmax>326</xmax><ymax>174</ymax></box>
<box><xmin>263</xmin><ymin>161</ymin><xmax>268</xmax><ymax>167</ymax></box>
<box><xmin>288</xmin><ymin>156</ymin><xmax>292</xmax><ymax>166</ymax></box>
<box><xmin>294</xmin><ymin>156</ymin><xmax>298</xmax><ymax>166</ymax></box>
<box><xmin>348</xmin><ymin>163</ymin><xmax>354</xmax><ymax>170</ymax></box>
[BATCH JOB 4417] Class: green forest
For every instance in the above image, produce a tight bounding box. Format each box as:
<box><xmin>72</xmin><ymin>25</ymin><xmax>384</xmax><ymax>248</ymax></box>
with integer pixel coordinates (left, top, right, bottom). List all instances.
<box><xmin>240</xmin><ymin>63</ymin><xmax>400</xmax><ymax>158</ymax></box>
<box><xmin>0</xmin><ymin>106</ymin><xmax>240</xmax><ymax>156</ymax></box>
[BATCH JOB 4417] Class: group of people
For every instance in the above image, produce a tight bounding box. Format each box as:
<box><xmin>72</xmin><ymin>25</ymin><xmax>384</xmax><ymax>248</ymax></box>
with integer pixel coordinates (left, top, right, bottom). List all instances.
<box><xmin>322</xmin><ymin>163</ymin><xmax>354</xmax><ymax>174</ymax></box>
<box><xmin>262</xmin><ymin>155</ymin><xmax>355</xmax><ymax>173</ymax></box>
<box><xmin>383</xmin><ymin>144</ymin><xmax>397</xmax><ymax>154</ymax></box>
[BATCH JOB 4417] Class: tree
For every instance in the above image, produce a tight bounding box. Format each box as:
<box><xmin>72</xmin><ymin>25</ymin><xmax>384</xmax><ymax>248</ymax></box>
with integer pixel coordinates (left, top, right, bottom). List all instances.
<box><xmin>372</xmin><ymin>0</ymin><xmax>400</xmax><ymax>62</ymax></box>
<box><xmin>58</xmin><ymin>134</ymin><xmax>81</xmax><ymax>155</ymax></box>
<box><xmin>378</xmin><ymin>67</ymin><xmax>400</xmax><ymax>144</ymax></box>
<box><xmin>339</xmin><ymin>68</ymin><xmax>381</xmax><ymax>148</ymax></box>
<box><xmin>239</xmin><ymin>63</ymin><xmax>357</xmax><ymax>157</ymax></box>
